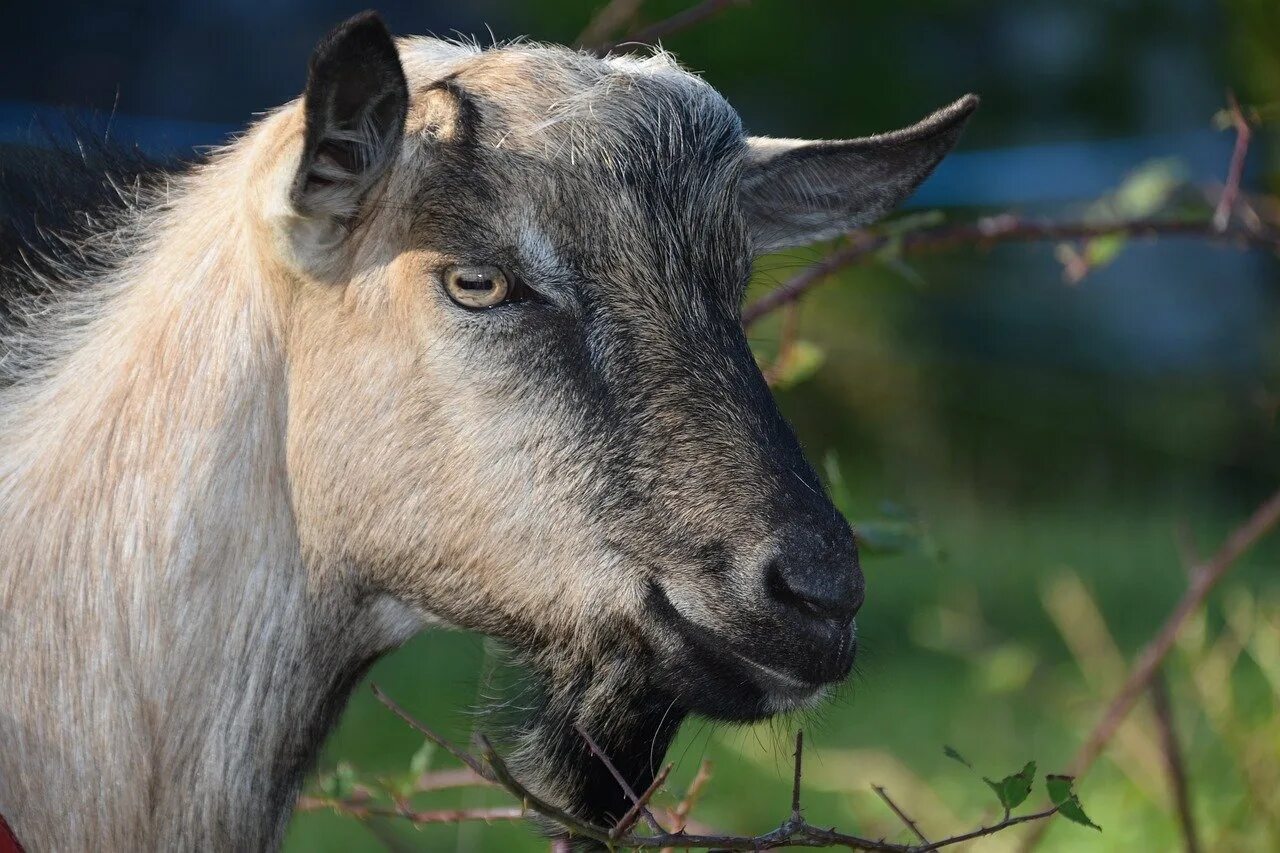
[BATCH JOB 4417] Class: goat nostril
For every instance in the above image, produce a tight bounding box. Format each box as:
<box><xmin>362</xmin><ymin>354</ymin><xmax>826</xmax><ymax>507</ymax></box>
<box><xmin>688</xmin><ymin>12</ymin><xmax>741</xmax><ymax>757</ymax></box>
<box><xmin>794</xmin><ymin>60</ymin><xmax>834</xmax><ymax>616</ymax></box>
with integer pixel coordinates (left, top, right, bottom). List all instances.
<box><xmin>765</xmin><ymin>555</ymin><xmax>857</xmax><ymax>622</ymax></box>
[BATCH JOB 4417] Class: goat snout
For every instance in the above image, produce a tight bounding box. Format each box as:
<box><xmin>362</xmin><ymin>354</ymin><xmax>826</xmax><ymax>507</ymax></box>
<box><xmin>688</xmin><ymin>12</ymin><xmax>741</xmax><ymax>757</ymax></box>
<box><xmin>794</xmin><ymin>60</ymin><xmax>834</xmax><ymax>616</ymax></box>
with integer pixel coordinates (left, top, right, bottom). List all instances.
<box><xmin>764</xmin><ymin>521</ymin><xmax>864</xmax><ymax>625</ymax></box>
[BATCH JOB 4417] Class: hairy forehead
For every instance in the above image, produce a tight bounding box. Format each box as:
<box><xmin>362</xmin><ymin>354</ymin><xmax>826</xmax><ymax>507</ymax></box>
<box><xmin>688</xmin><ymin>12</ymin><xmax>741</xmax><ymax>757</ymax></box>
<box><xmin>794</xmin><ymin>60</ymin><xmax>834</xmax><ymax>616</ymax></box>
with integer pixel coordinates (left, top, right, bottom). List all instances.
<box><xmin>395</xmin><ymin>38</ymin><xmax>751</xmax><ymax>294</ymax></box>
<box><xmin>397</xmin><ymin>37</ymin><xmax>746</xmax><ymax>198</ymax></box>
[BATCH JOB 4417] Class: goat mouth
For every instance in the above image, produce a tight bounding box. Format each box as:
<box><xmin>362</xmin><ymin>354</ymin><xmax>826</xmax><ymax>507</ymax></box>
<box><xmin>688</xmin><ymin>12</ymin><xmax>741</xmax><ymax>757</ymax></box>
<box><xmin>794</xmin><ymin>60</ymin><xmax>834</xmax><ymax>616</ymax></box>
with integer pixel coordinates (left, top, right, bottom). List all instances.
<box><xmin>643</xmin><ymin>581</ymin><xmax>830</xmax><ymax>720</ymax></box>
<box><xmin>726</xmin><ymin>647</ymin><xmax>831</xmax><ymax>711</ymax></box>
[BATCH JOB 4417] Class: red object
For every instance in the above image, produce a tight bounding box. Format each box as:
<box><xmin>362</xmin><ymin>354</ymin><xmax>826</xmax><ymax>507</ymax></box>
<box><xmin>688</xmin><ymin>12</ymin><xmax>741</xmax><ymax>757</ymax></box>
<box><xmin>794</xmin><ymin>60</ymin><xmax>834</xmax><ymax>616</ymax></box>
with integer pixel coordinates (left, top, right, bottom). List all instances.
<box><xmin>0</xmin><ymin>813</ymin><xmax>23</xmax><ymax>853</ymax></box>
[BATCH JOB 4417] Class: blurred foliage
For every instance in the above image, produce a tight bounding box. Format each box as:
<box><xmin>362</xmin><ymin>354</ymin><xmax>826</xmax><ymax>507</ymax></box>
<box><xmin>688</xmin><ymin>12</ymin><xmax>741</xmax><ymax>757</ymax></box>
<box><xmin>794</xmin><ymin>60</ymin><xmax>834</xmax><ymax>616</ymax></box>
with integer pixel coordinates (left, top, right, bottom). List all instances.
<box><xmin>1224</xmin><ymin>0</ymin><xmax>1280</xmax><ymax>190</ymax></box>
<box><xmin>1056</xmin><ymin>158</ymin><xmax>1187</xmax><ymax>281</ymax></box>
<box><xmin>285</xmin><ymin>1</ymin><xmax>1280</xmax><ymax>850</ymax></box>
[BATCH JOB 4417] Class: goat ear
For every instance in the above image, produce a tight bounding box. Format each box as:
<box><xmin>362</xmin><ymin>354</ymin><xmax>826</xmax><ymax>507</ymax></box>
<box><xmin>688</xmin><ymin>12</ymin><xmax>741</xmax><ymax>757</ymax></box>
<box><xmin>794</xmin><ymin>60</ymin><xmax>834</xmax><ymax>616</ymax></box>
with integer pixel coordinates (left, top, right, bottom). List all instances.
<box><xmin>740</xmin><ymin>95</ymin><xmax>978</xmax><ymax>254</ymax></box>
<box><xmin>290</xmin><ymin>11</ymin><xmax>408</xmax><ymax>226</ymax></box>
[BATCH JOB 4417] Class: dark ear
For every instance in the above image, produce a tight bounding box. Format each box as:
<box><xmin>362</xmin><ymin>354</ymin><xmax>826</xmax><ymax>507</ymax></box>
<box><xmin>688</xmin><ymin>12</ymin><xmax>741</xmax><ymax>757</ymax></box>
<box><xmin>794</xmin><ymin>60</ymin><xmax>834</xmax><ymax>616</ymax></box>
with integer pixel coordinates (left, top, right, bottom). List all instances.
<box><xmin>740</xmin><ymin>95</ymin><xmax>978</xmax><ymax>253</ymax></box>
<box><xmin>290</xmin><ymin>11</ymin><xmax>408</xmax><ymax>225</ymax></box>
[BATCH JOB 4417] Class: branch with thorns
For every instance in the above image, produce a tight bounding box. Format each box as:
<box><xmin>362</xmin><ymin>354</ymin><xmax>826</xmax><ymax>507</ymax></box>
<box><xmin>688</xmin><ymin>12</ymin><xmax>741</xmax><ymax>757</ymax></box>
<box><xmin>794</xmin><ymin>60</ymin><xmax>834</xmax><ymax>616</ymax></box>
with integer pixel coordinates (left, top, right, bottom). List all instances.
<box><xmin>580</xmin><ymin>0</ymin><xmax>751</xmax><ymax>54</ymax></box>
<box><xmin>292</xmin><ymin>686</ymin><xmax>1074</xmax><ymax>852</ymax></box>
<box><xmin>1018</xmin><ymin>487</ymin><xmax>1280</xmax><ymax>851</ymax></box>
<box><xmin>741</xmin><ymin>211</ymin><xmax>1279</xmax><ymax>329</ymax></box>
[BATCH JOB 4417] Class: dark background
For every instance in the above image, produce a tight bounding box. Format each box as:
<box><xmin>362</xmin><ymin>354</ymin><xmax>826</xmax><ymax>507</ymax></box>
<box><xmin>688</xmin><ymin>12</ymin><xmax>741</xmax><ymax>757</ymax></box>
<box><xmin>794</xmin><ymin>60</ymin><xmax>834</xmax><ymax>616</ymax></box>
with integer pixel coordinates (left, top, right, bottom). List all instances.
<box><xmin>5</xmin><ymin>1</ymin><xmax>1278</xmax><ymax>849</ymax></box>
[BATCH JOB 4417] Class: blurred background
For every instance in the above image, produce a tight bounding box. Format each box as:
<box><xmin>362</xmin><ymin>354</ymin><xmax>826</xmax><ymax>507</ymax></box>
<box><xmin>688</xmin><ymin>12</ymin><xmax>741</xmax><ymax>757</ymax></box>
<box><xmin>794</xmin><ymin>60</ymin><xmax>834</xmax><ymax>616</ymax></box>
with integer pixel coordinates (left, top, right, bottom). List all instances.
<box><xmin>5</xmin><ymin>1</ymin><xmax>1278</xmax><ymax>849</ymax></box>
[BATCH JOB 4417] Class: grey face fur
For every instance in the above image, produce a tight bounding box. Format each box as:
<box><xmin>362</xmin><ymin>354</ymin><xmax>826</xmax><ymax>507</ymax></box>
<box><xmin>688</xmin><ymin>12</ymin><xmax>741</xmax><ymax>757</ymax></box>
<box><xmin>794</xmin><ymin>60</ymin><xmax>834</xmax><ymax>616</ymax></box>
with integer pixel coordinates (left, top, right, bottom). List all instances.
<box><xmin>0</xmin><ymin>12</ymin><xmax>974</xmax><ymax>845</ymax></box>
<box><xmin>275</xmin><ymin>15</ymin><xmax>974</xmax><ymax>827</ymax></box>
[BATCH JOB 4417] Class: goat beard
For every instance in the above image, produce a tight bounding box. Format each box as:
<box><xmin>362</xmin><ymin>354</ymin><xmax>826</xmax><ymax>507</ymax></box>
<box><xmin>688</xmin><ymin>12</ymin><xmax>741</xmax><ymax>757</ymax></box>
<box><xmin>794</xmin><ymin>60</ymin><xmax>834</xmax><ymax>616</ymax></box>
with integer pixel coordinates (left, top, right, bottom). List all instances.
<box><xmin>494</xmin><ymin>644</ymin><xmax>688</xmax><ymax>835</ymax></box>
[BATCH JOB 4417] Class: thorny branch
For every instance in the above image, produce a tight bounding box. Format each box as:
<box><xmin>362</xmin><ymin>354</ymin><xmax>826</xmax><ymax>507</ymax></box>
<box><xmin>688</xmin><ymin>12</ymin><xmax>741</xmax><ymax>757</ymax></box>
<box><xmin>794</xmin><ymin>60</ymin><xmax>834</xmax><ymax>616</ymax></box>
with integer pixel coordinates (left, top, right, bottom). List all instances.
<box><xmin>295</xmin><ymin>797</ymin><xmax>524</xmax><ymax>825</ymax></box>
<box><xmin>294</xmin><ymin>767</ymin><xmax>494</xmax><ymax>818</ymax></box>
<box><xmin>573</xmin><ymin>722</ymin><xmax>666</xmax><ymax>835</ymax></box>
<box><xmin>741</xmin><ymin>214</ymin><xmax>1280</xmax><ymax>328</ymax></box>
<box><xmin>370</xmin><ymin>684</ymin><xmax>494</xmax><ymax>780</ymax></box>
<box><xmin>660</xmin><ymin>761</ymin><xmax>714</xmax><ymax>853</ymax></box>
<box><xmin>1066</xmin><ymin>489</ymin><xmax>1280</xmax><ymax>780</ymax></box>
<box><xmin>790</xmin><ymin>731</ymin><xmax>804</xmax><ymax>821</ymax></box>
<box><xmin>1213</xmin><ymin>91</ymin><xmax>1253</xmax><ymax>232</ymax></box>
<box><xmin>874</xmin><ymin>786</ymin><xmax>932</xmax><ymax>847</ymax></box>
<box><xmin>288</xmin><ymin>685</ymin><xmax>1066</xmax><ymax>851</ymax></box>
<box><xmin>1151</xmin><ymin>673</ymin><xmax>1201</xmax><ymax>853</ymax></box>
<box><xmin>575</xmin><ymin>0</ymin><xmax>645</xmax><ymax>49</ymax></box>
<box><xmin>588</xmin><ymin>0</ymin><xmax>751</xmax><ymax>54</ymax></box>
<box><xmin>610</xmin><ymin>764</ymin><xmax>673</xmax><ymax>840</ymax></box>
<box><xmin>1020</xmin><ymin>488</ymin><xmax>1280</xmax><ymax>850</ymax></box>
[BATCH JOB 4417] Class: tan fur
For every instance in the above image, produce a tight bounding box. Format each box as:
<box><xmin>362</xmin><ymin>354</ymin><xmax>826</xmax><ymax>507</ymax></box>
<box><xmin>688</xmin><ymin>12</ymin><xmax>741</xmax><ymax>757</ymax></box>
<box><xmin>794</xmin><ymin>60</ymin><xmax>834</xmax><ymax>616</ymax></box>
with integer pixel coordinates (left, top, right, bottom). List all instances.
<box><xmin>0</xmin><ymin>42</ymin><xmax>692</xmax><ymax>848</ymax></box>
<box><xmin>0</xmin><ymin>26</ymin><xmax>961</xmax><ymax>845</ymax></box>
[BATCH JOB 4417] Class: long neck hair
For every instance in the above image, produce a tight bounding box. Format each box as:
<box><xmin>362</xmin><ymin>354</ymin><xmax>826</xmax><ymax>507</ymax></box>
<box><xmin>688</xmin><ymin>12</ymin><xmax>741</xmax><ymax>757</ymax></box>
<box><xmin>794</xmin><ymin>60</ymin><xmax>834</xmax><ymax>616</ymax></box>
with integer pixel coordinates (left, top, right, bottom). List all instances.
<box><xmin>0</xmin><ymin>123</ymin><xmax>411</xmax><ymax>849</ymax></box>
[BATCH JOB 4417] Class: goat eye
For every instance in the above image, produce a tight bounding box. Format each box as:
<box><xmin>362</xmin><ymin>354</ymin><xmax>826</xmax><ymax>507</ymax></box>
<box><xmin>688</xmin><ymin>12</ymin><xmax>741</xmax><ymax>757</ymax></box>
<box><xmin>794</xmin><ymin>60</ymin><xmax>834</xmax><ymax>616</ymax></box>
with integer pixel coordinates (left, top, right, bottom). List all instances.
<box><xmin>443</xmin><ymin>266</ymin><xmax>511</xmax><ymax>310</ymax></box>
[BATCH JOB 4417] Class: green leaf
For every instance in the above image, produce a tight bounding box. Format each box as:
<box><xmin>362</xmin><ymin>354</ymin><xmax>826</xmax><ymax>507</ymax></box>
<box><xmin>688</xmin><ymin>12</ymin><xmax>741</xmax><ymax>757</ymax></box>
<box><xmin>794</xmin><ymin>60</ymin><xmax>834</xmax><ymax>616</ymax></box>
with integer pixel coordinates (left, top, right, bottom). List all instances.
<box><xmin>943</xmin><ymin>745</ymin><xmax>973</xmax><ymax>769</ymax></box>
<box><xmin>984</xmin><ymin>761</ymin><xmax>1035</xmax><ymax>811</ymax></box>
<box><xmin>331</xmin><ymin>761</ymin><xmax>357</xmax><ymax>800</ymax></box>
<box><xmin>409</xmin><ymin>739</ymin><xmax>435</xmax><ymax>777</ymax></box>
<box><xmin>1047</xmin><ymin>774</ymin><xmax>1101</xmax><ymax>831</ymax></box>
<box><xmin>1045</xmin><ymin>774</ymin><xmax>1073</xmax><ymax>803</ymax></box>
<box><xmin>825</xmin><ymin>455</ymin><xmax>937</xmax><ymax>558</ymax></box>
<box><xmin>1083</xmin><ymin>233</ymin><xmax>1126</xmax><ymax>267</ymax></box>
<box><xmin>1057</xmin><ymin>793</ymin><xmax>1101</xmax><ymax>830</ymax></box>
<box><xmin>317</xmin><ymin>772</ymin><xmax>336</xmax><ymax>798</ymax></box>
<box><xmin>770</xmin><ymin>339</ymin><xmax>825</xmax><ymax>390</ymax></box>
<box><xmin>880</xmin><ymin>209</ymin><xmax>946</xmax><ymax>235</ymax></box>
<box><xmin>853</xmin><ymin>520</ymin><xmax>923</xmax><ymax>555</ymax></box>
<box><xmin>1111</xmin><ymin>158</ymin><xmax>1185</xmax><ymax>219</ymax></box>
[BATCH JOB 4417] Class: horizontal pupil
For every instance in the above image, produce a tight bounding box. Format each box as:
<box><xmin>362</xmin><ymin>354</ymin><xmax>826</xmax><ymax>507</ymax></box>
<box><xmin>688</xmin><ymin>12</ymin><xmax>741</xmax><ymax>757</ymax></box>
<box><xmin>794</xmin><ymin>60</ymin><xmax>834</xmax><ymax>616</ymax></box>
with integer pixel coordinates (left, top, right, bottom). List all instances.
<box><xmin>457</xmin><ymin>278</ymin><xmax>495</xmax><ymax>291</ymax></box>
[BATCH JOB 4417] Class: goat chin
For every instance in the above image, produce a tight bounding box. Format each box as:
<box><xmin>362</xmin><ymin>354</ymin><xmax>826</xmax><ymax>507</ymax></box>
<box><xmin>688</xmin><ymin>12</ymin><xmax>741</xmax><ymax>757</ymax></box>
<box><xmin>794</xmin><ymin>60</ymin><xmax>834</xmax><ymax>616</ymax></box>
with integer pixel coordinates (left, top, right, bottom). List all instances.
<box><xmin>483</xmin><ymin>649</ymin><xmax>686</xmax><ymax>833</ymax></box>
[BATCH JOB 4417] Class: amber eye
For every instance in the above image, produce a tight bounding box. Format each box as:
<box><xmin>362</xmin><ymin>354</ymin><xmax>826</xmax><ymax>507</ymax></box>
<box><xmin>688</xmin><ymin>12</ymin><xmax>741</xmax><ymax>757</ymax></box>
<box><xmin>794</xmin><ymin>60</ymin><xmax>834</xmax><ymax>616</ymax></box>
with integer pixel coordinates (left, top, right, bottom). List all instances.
<box><xmin>443</xmin><ymin>265</ymin><xmax>512</xmax><ymax>310</ymax></box>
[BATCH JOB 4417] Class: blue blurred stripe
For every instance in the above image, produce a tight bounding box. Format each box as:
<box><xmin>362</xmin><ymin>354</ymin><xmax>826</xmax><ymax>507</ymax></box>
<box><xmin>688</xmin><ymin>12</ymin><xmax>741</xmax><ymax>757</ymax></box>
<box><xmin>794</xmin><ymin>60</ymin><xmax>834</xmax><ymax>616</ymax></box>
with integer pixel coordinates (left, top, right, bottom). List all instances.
<box><xmin>0</xmin><ymin>99</ymin><xmax>1237</xmax><ymax>207</ymax></box>
<box><xmin>0</xmin><ymin>100</ymin><xmax>234</xmax><ymax>155</ymax></box>
<box><xmin>912</xmin><ymin>129</ymin><xmax>1235</xmax><ymax>208</ymax></box>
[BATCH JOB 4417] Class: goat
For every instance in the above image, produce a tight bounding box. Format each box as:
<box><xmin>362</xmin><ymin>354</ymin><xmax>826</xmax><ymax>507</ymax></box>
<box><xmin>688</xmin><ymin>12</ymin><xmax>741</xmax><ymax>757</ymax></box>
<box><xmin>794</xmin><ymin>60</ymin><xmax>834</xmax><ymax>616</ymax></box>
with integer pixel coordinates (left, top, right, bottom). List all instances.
<box><xmin>0</xmin><ymin>12</ymin><xmax>974</xmax><ymax>849</ymax></box>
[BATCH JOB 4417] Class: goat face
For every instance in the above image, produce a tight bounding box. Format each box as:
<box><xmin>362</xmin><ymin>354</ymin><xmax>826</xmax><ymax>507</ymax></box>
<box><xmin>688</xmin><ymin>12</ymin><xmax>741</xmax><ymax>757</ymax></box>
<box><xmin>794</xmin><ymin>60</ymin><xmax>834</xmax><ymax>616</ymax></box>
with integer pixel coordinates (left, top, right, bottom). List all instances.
<box><xmin>270</xmin><ymin>13</ymin><xmax>973</xmax><ymax>826</ymax></box>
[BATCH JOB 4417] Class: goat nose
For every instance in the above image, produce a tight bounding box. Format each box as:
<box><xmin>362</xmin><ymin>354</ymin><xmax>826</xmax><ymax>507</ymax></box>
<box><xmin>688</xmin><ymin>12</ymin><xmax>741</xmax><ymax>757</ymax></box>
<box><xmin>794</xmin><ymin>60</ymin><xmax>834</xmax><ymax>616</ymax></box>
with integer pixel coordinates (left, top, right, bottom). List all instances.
<box><xmin>765</xmin><ymin>524</ymin><xmax>864</xmax><ymax>621</ymax></box>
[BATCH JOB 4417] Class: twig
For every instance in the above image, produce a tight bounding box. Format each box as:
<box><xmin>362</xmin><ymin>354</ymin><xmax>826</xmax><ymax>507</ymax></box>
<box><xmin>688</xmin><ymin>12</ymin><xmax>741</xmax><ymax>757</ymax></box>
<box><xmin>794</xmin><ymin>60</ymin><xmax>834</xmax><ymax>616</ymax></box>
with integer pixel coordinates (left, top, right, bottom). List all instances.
<box><xmin>660</xmin><ymin>760</ymin><xmax>714</xmax><ymax>853</ymax></box>
<box><xmin>1022</xmin><ymin>489</ymin><xmax>1280</xmax><ymax>851</ymax></box>
<box><xmin>655</xmin><ymin>758</ymin><xmax>716</xmax><ymax>850</ymax></box>
<box><xmin>874</xmin><ymin>786</ymin><xmax>931</xmax><ymax>846</ymax></box>
<box><xmin>596</xmin><ymin>0</ymin><xmax>749</xmax><ymax>54</ymax></box>
<box><xmin>1150</xmin><ymin>673</ymin><xmax>1200</xmax><ymax>853</ymax></box>
<box><xmin>415</xmin><ymin>767</ymin><xmax>492</xmax><ymax>793</ymax></box>
<box><xmin>370</xmin><ymin>684</ymin><xmax>493</xmax><ymax>781</ymax></box>
<box><xmin>574</xmin><ymin>723</ymin><xmax>666</xmax><ymax>834</ymax></box>
<box><xmin>296</xmin><ymin>797</ymin><xmax>524</xmax><ymax>824</ymax></box>
<box><xmin>741</xmin><ymin>215</ymin><xmax>1280</xmax><ymax>328</ymax></box>
<box><xmin>611</xmin><ymin>764</ymin><xmax>673</xmax><ymax>839</ymax></box>
<box><xmin>359</xmin><ymin>693</ymin><xmax>1062</xmax><ymax>851</ymax></box>
<box><xmin>476</xmin><ymin>733</ymin><xmax>627</xmax><ymax>847</ymax></box>
<box><xmin>910</xmin><ymin>807</ymin><xmax>1060</xmax><ymax>850</ymax></box>
<box><xmin>670</xmin><ymin>760</ymin><xmax>713</xmax><ymax>827</ymax></box>
<box><xmin>576</xmin><ymin>0</ymin><xmax>646</xmax><ymax>49</ymax></box>
<box><xmin>791</xmin><ymin>731</ymin><xmax>805</xmax><ymax>821</ymax></box>
<box><xmin>1173</xmin><ymin>519</ymin><xmax>1203</xmax><ymax>580</ymax></box>
<box><xmin>1214</xmin><ymin>92</ymin><xmax>1252</xmax><ymax>232</ymax></box>
<box><xmin>1067</xmin><ymin>489</ymin><xmax>1280</xmax><ymax>778</ymax></box>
